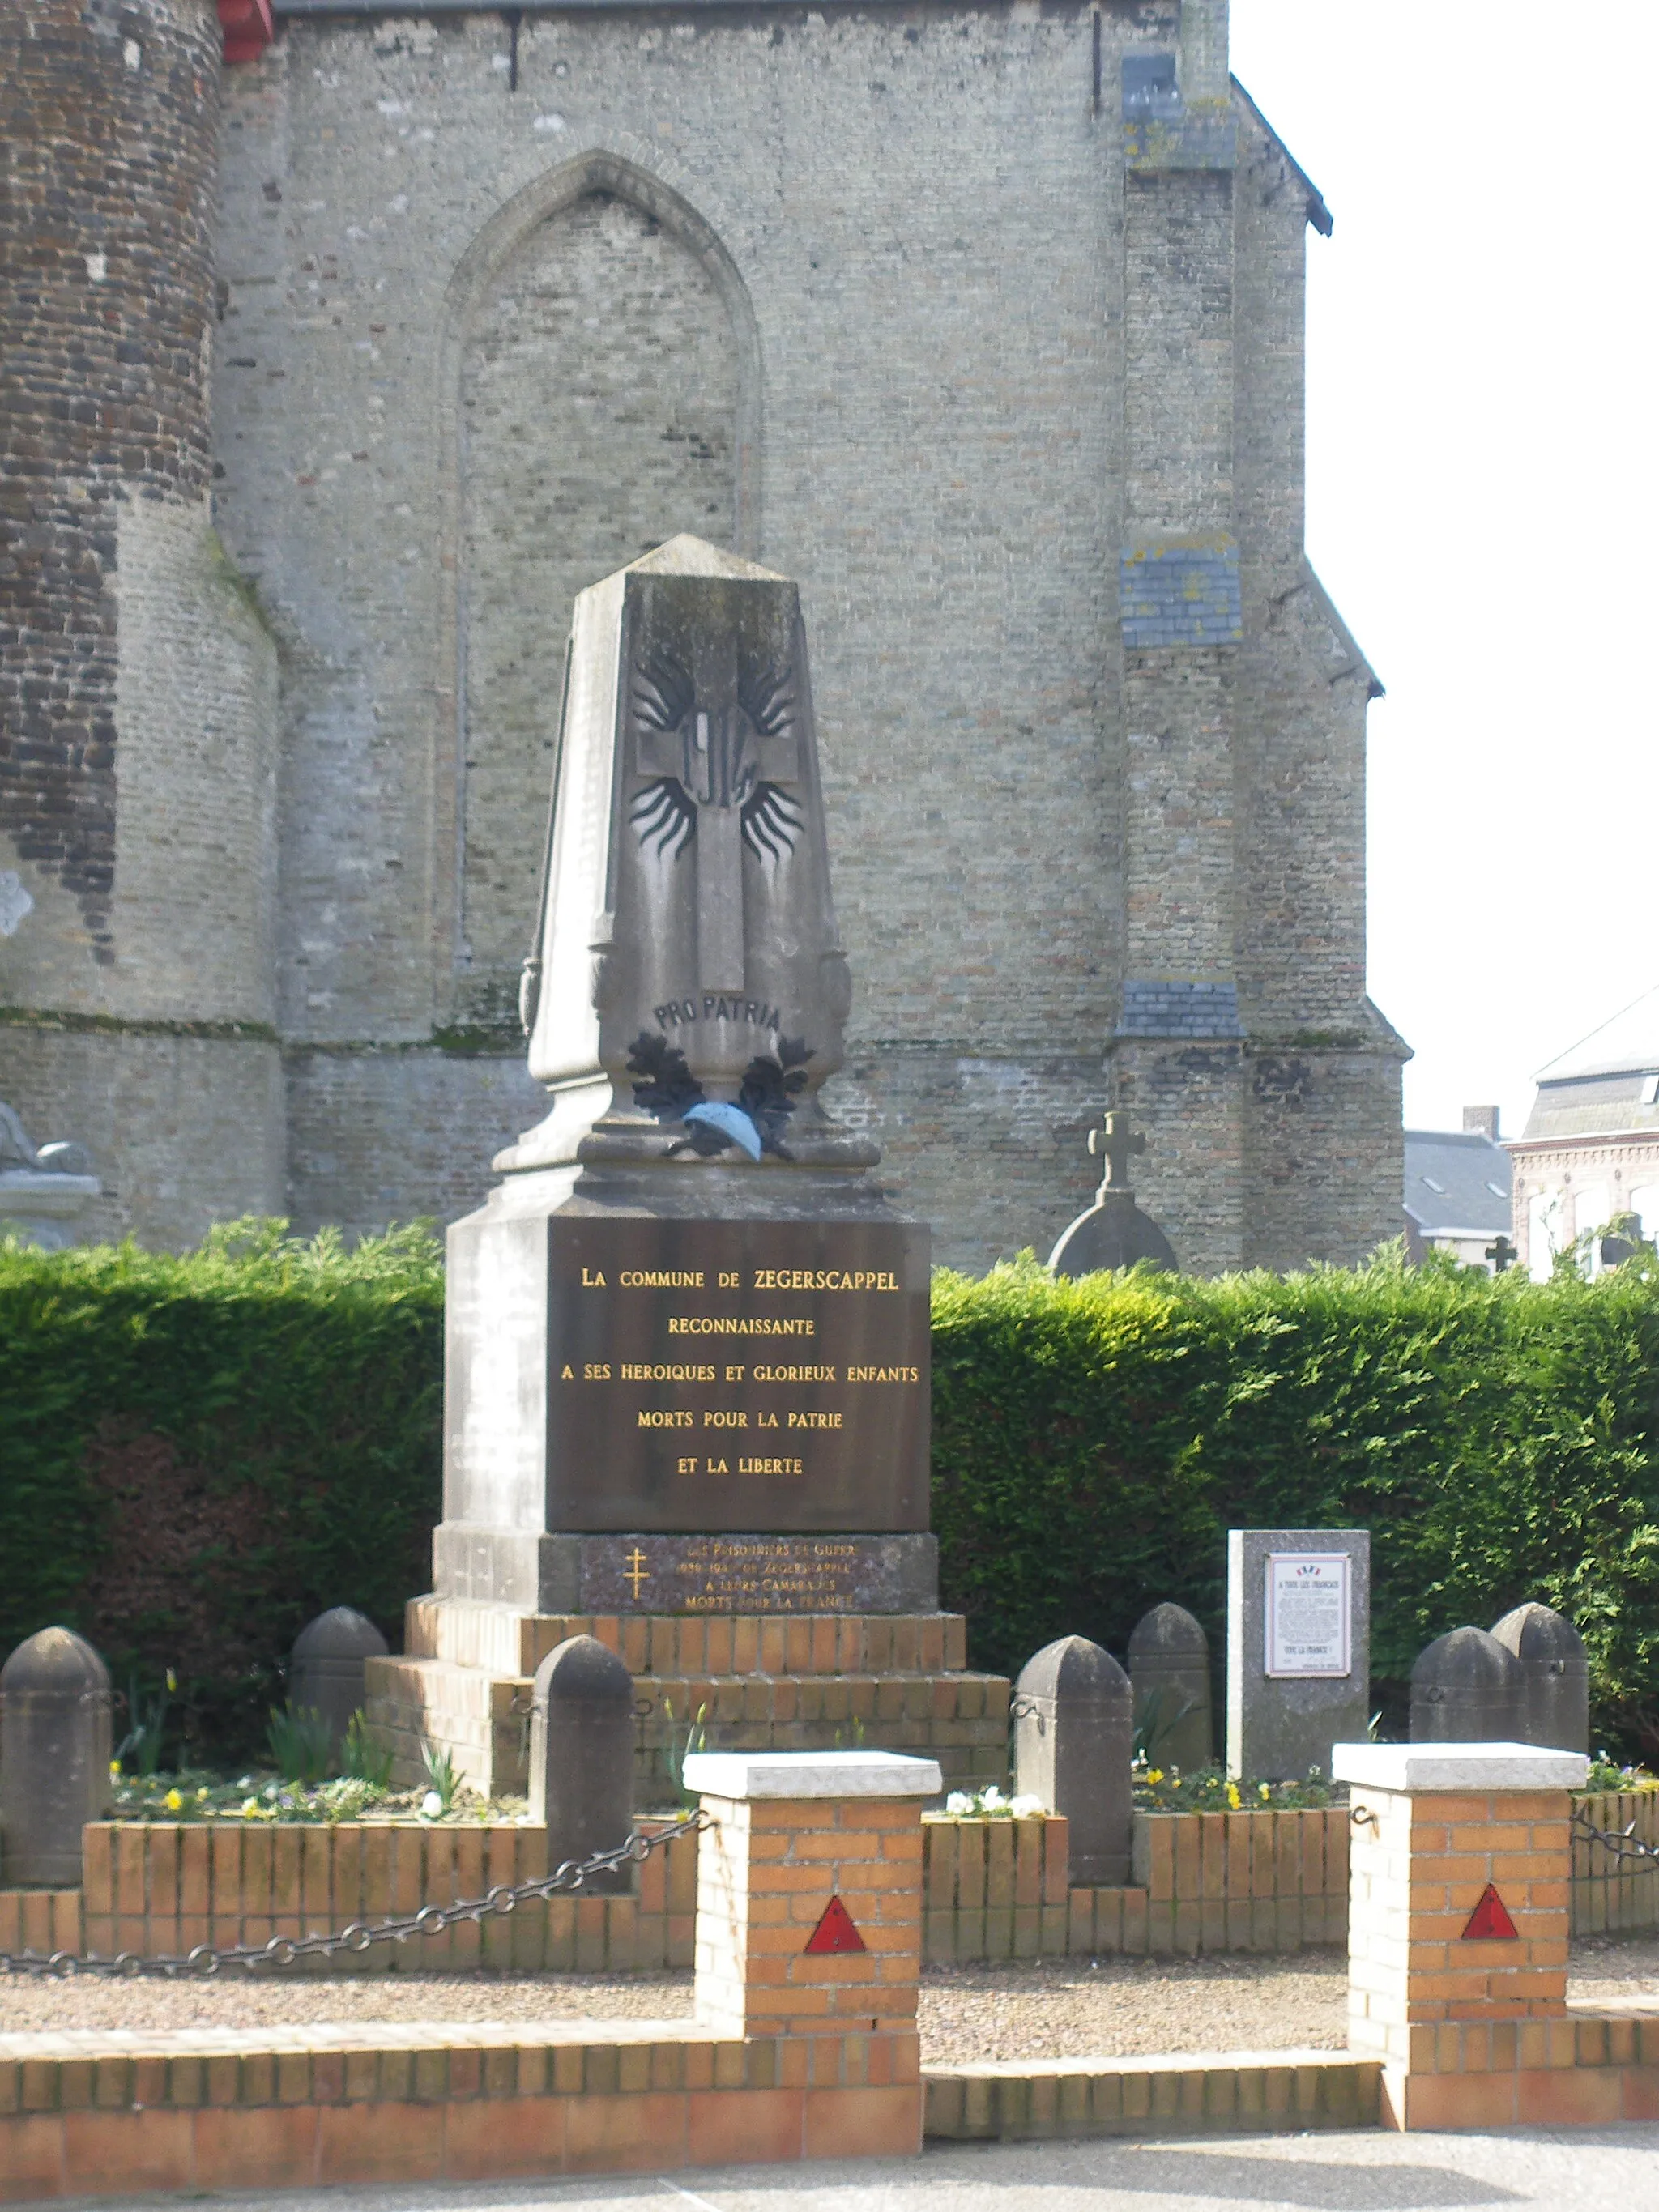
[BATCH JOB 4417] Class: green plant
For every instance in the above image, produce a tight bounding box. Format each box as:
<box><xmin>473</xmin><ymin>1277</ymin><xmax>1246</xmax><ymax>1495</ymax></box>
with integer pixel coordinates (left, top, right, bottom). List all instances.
<box><xmin>340</xmin><ymin>1708</ymin><xmax>395</xmax><ymax>1789</ymax></box>
<box><xmin>420</xmin><ymin>1740</ymin><xmax>461</xmax><ymax>1815</ymax></box>
<box><xmin>0</xmin><ymin>1219</ymin><xmax>442</xmax><ymax>1762</ymax></box>
<box><xmin>1131</xmin><ymin>1685</ymin><xmax>1199</xmax><ymax>1766</ymax></box>
<box><xmin>114</xmin><ymin>1669</ymin><xmax>177</xmax><ymax>1777</ymax></box>
<box><xmin>659</xmin><ymin>1696</ymin><xmax>708</xmax><ymax>1809</ymax></box>
<box><xmin>932</xmin><ymin>1250</ymin><xmax>1659</xmax><ymax>1760</ymax></box>
<box><xmin>266</xmin><ymin>1702</ymin><xmax>335</xmax><ymax>1785</ymax></box>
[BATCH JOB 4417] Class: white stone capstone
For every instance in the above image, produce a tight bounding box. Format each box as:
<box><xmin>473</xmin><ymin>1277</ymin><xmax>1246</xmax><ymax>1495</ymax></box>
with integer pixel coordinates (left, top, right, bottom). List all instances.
<box><xmin>1332</xmin><ymin>1741</ymin><xmax>1590</xmax><ymax>1792</ymax></box>
<box><xmin>683</xmin><ymin>1749</ymin><xmax>942</xmax><ymax>1801</ymax></box>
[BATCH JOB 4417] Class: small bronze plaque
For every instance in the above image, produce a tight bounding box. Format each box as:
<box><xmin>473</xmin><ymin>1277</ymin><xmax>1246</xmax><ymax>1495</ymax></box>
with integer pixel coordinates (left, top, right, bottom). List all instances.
<box><xmin>545</xmin><ymin>1217</ymin><xmax>928</xmax><ymax>1532</ymax></box>
<box><xmin>580</xmin><ymin>1533</ymin><xmax>935</xmax><ymax>1614</ymax></box>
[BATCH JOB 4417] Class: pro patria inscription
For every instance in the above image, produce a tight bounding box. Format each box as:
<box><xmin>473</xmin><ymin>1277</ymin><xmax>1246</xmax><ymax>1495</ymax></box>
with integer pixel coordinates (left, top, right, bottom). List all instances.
<box><xmin>545</xmin><ymin>1219</ymin><xmax>929</xmax><ymax>1532</ymax></box>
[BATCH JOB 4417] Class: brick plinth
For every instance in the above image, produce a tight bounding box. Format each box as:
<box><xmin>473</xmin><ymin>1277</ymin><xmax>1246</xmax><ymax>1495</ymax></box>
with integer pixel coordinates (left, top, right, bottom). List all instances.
<box><xmin>686</xmin><ymin>1749</ymin><xmax>935</xmax><ymax>2155</ymax></box>
<box><xmin>1336</xmin><ymin>1741</ymin><xmax>1601</xmax><ymax>2129</ymax></box>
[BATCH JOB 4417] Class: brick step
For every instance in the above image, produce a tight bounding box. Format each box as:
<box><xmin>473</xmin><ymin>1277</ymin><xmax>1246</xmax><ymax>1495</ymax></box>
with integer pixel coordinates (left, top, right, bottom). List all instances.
<box><xmin>405</xmin><ymin>1596</ymin><xmax>970</xmax><ymax>1681</ymax></box>
<box><xmin>925</xmin><ymin>2050</ymin><xmax>1384</xmax><ymax>2140</ymax></box>
<box><xmin>365</xmin><ymin>1655</ymin><xmax>1009</xmax><ymax>1799</ymax></box>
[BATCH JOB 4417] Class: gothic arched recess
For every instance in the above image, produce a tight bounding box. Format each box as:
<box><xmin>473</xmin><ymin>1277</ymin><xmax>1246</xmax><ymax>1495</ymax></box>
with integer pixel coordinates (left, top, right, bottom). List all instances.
<box><xmin>435</xmin><ymin>154</ymin><xmax>761</xmax><ymax>1028</ymax></box>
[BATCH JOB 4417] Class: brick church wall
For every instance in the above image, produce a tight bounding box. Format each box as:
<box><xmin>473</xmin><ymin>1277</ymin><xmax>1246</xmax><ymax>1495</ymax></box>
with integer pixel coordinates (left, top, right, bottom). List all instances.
<box><xmin>6</xmin><ymin>0</ymin><xmax>1405</xmax><ymax>1270</ymax></box>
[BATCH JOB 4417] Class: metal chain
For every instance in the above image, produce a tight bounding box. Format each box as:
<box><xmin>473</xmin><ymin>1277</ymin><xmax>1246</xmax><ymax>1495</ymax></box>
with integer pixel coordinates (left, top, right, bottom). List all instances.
<box><xmin>0</xmin><ymin>1810</ymin><xmax>707</xmax><ymax>1981</ymax></box>
<box><xmin>1571</xmin><ymin>1803</ymin><xmax>1659</xmax><ymax>1865</ymax></box>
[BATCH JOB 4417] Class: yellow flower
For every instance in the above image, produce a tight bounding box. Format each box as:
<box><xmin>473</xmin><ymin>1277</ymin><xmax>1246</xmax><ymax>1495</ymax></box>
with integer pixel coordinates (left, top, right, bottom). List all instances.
<box><xmin>241</xmin><ymin>1798</ymin><xmax>259</xmax><ymax>1818</ymax></box>
<box><xmin>165</xmin><ymin>1669</ymin><xmax>177</xmax><ymax>1694</ymax></box>
<box><xmin>196</xmin><ymin>1787</ymin><xmax>209</xmax><ymax>1801</ymax></box>
<box><xmin>1145</xmin><ymin>1769</ymin><xmax>1163</xmax><ymax>1786</ymax></box>
<box><xmin>1259</xmin><ymin>1782</ymin><xmax>1272</xmax><ymax>1800</ymax></box>
<box><xmin>1226</xmin><ymin>1782</ymin><xmax>1241</xmax><ymax>1810</ymax></box>
<box><xmin>164</xmin><ymin>1788</ymin><xmax>183</xmax><ymax>1813</ymax></box>
<box><xmin>109</xmin><ymin>1759</ymin><xmax>122</xmax><ymax>1779</ymax></box>
<box><xmin>1170</xmin><ymin>1775</ymin><xmax>1182</xmax><ymax>1789</ymax></box>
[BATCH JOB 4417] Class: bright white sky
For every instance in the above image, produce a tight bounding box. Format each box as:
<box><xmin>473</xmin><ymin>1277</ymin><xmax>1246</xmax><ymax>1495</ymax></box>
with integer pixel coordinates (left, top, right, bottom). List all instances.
<box><xmin>1230</xmin><ymin>3</ymin><xmax>1658</xmax><ymax>1140</ymax></box>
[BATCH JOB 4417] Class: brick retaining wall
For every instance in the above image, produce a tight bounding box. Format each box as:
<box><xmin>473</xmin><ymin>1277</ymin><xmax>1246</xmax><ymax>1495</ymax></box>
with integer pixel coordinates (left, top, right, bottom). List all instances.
<box><xmin>4</xmin><ymin>1796</ymin><xmax>1653</xmax><ymax>1971</ymax></box>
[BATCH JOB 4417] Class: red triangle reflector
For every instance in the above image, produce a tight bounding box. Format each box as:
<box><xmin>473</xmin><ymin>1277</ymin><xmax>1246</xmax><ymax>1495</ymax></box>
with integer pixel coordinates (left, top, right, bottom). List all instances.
<box><xmin>804</xmin><ymin>1895</ymin><xmax>867</xmax><ymax>1955</ymax></box>
<box><xmin>1461</xmin><ymin>1884</ymin><xmax>1519</xmax><ymax>1941</ymax></box>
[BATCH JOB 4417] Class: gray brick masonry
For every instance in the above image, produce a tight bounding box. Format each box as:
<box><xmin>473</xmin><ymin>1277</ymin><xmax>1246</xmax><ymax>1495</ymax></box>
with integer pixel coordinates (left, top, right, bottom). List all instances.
<box><xmin>1</xmin><ymin>0</ymin><xmax>1405</xmax><ymax>1275</ymax></box>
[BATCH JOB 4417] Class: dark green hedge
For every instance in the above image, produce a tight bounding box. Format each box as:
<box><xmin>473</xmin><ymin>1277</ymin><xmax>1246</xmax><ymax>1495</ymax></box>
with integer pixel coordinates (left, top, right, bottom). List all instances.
<box><xmin>0</xmin><ymin>1221</ymin><xmax>443</xmax><ymax>1761</ymax></box>
<box><xmin>934</xmin><ymin>1255</ymin><xmax>1659</xmax><ymax>1751</ymax></box>
<box><xmin>4</xmin><ymin>1226</ymin><xmax>1659</xmax><ymax>1761</ymax></box>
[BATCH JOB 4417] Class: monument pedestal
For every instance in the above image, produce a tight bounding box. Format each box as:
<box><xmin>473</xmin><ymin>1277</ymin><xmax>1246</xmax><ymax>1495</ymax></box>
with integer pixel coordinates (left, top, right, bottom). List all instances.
<box><xmin>365</xmin><ymin>1596</ymin><xmax>1009</xmax><ymax>1800</ymax></box>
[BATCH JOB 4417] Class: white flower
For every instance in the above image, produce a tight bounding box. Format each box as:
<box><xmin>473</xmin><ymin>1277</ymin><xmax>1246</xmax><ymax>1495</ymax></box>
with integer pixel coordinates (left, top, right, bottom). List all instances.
<box><xmin>1010</xmin><ymin>1794</ymin><xmax>1045</xmax><ymax>1818</ymax></box>
<box><xmin>945</xmin><ymin>1792</ymin><xmax>973</xmax><ymax>1815</ymax></box>
<box><xmin>420</xmin><ymin>1790</ymin><xmax>444</xmax><ymax>1818</ymax></box>
<box><xmin>980</xmin><ymin>1786</ymin><xmax>1005</xmax><ymax>1808</ymax></box>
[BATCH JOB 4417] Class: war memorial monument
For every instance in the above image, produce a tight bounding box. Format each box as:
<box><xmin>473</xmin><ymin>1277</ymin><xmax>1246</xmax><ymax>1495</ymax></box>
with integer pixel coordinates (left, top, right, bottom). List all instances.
<box><xmin>365</xmin><ymin>539</ymin><xmax>1008</xmax><ymax>1792</ymax></box>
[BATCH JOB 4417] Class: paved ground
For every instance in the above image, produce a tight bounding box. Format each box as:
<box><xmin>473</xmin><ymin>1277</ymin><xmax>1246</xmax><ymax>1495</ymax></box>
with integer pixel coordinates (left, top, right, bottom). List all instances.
<box><xmin>22</xmin><ymin>2125</ymin><xmax>1659</xmax><ymax>2212</ymax></box>
<box><xmin>6</xmin><ymin>1938</ymin><xmax>1657</xmax><ymax>2063</ymax></box>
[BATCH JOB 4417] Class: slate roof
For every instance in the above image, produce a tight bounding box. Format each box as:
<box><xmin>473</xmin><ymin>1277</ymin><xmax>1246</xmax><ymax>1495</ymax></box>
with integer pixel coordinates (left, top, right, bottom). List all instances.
<box><xmin>1403</xmin><ymin>1130</ymin><xmax>1512</xmax><ymax>1240</ymax></box>
<box><xmin>1535</xmin><ymin>986</ymin><xmax>1659</xmax><ymax>1085</ymax></box>
<box><xmin>1520</xmin><ymin>987</ymin><xmax>1659</xmax><ymax>1141</ymax></box>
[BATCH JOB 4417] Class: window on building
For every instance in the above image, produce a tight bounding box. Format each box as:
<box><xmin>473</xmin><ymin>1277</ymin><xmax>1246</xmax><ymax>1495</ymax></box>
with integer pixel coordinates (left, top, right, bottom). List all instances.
<box><xmin>1641</xmin><ymin>1074</ymin><xmax>1659</xmax><ymax>1106</ymax></box>
<box><xmin>1631</xmin><ymin>1183</ymin><xmax>1659</xmax><ymax>1242</ymax></box>
<box><xmin>1529</xmin><ymin>1191</ymin><xmax>1563</xmax><ymax>1281</ymax></box>
<box><xmin>1575</xmin><ymin>1183</ymin><xmax>1611</xmax><ymax>1277</ymax></box>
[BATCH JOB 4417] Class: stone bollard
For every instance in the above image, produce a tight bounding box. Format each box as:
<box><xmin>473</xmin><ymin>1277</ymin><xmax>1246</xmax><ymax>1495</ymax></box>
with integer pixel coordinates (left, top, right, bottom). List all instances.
<box><xmin>1336</xmin><ymin>1740</ymin><xmax>1587</xmax><ymax>2128</ymax></box>
<box><xmin>527</xmin><ymin>1634</ymin><xmax>635</xmax><ymax>1893</ymax></box>
<box><xmin>1013</xmin><ymin>1634</ymin><xmax>1132</xmax><ymax>1886</ymax></box>
<box><xmin>1491</xmin><ymin>1603</ymin><xmax>1589</xmax><ymax>1754</ymax></box>
<box><xmin>0</xmin><ymin>1626</ymin><xmax>113</xmax><ymax>1886</ymax></box>
<box><xmin>288</xmin><ymin>1606</ymin><xmax>389</xmax><ymax>1756</ymax></box>
<box><xmin>1410</xmin><ymin>1626</ymin><xmax>1525</xmax><ymax>1743</ymax></box>
<box><xmin>685</xmin><ymin>1747</ymin><xmax>936</xmax><ymax>2156</ymax></box>
<box><xmin>1127</xmin><ymin>1601</ymin><xmax>1213</xmax><ymax>1772</ymax></box>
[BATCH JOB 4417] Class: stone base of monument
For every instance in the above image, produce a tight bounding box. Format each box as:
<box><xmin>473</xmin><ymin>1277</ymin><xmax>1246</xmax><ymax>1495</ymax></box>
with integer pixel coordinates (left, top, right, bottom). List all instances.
<box><xmin>364</xmin><ymin>1598</ymin><xmax>1009</xmax><ymax>1800</ymax></box>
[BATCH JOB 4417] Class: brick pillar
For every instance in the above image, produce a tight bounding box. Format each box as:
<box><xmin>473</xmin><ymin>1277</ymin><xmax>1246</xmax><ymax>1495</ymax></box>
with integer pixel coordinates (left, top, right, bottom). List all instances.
<box><xmin>1335</xmin><ymin>1741</ymin><xmax>1588</xmax><ymax>2129</ymax></box>
<box><xmin>685</xmin><ymin>1748</ymin><xmax>937</xmax><ymax>2153</ymax></box>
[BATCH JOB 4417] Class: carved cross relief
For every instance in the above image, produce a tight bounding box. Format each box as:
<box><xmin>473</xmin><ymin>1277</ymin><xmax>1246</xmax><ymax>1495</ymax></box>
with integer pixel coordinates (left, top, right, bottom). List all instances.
<box><xmin>627</xmin><ymin>637</ymin><xmax>804</xmax><ymax>995</ymax></box>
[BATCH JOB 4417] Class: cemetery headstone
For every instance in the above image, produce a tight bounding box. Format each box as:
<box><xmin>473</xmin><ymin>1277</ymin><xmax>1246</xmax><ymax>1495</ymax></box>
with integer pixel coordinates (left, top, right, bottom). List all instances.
<box><xmin>0</xmin><ymin>1626</ymin><xmax>112</xmax><ymax>1886</ymax></box>
<box><xmin>289</xmin><ymin>1607</ymin><xmax>389</xmax><ymax>1756</ymax></box>
<box><xmin>1048</xmin><ymin>1108</ymin><xmax>1176</xmax><ymax>1276</ymax></box>
<box><xmin>1013</xmin><ymin>1635</ymin><xmax>1133</xmax><ymax>1884</ymax></box>
<box><xmin>527</xmin><ymin>1634</ymin><xmax>636</xmax><ymax>1890</ymax></box>
<box><xmin>1226</xmin><ymin>1528</ymin><xmax>1370</xmax><ymax>1782</ymax></box>
<box><xmin>1127</xmin><ymin>1601</ymin><xmax>1213</xmax><ymax>1771</ymax></box>
<box><xmin>1409</xmin><ymin>1625</ymin><xmax>1525</xmax><ymax>1742</ymax></box>
<box><xmin>1489</xmin><ymin>1602</ymin><xmax>1589</xmax><ymax>1754</ymax></box>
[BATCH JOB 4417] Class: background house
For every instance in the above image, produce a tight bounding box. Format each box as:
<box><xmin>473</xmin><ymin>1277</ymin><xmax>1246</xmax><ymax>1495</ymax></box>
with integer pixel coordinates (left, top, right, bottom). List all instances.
<box><xmin>1508</xmin><ymin>988</ymin><xmax>1659</xmax><ymax>1280</ymax></box>
<box><xmin>1404</xmin><ymin>1106</ymin><xmax>1512</xmax><ymax>1271</ymax></box>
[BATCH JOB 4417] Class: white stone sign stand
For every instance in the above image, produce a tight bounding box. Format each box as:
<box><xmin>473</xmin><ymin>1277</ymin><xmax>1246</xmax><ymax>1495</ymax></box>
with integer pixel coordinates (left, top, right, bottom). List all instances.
<box><xmin>1226</xmin><ymin>1528</ymin><xmax>1370</xmax><ymax>1782</ymax></box>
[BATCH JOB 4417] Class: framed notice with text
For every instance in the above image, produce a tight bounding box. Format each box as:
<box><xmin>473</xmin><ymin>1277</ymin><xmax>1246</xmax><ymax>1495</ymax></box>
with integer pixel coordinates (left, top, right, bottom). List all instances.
<box><xmin>1264</xmin><ymin>1553</ymin><xmax>1352</xmax><ymax>1678</ymax></box>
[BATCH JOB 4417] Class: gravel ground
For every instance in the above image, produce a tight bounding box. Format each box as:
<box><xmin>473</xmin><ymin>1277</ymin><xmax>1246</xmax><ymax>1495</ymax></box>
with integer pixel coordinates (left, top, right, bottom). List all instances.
<box><xmin>2</xmin><ymin>1937</ymin><xmax>1656</xmax><ymax>2058</ymax></box>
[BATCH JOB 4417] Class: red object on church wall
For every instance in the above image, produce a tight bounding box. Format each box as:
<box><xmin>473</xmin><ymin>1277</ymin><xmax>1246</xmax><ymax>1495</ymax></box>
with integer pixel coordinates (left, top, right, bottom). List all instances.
<box><xmin>219</xmin><ymin>0</ymin><xmax>273</xmax><ymax>65</ymax></box>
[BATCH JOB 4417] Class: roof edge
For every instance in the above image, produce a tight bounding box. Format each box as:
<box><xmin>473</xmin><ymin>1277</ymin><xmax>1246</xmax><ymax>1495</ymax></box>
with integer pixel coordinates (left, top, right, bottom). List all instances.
<box><xmin>1230</xmin><ymin>75</ymin><xmax>1333</xmax><ymax>237</ymax></box>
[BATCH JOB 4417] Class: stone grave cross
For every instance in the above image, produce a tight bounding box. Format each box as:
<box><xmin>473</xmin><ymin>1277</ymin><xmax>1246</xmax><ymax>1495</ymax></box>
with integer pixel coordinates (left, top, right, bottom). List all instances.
<box><xmin>1088</xmin><ymin>1108</ymin><xmax>1145</xmax><ymax>1193</ymax></box>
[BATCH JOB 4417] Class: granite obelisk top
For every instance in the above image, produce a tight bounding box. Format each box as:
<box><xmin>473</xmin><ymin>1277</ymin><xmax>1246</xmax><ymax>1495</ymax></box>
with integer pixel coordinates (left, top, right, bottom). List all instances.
<box><xmin>506</xmin><ymin>535</ymin><xmax>873</xmax><ymax>1181</ymax></box>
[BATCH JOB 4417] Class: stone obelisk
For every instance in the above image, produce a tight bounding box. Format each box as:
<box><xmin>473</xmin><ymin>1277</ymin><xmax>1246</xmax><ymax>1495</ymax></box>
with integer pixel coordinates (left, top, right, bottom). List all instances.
<box><xmin>367</xmin><ymin>539</ymin><xmax>1006</xmax><ymax>1796</ymax></box>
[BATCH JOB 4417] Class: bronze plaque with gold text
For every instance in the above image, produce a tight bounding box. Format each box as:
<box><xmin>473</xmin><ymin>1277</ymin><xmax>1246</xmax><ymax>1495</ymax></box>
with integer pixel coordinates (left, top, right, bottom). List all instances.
<box><xmin>544</xmin><ymin>1217</ymin><xmax>929</xmax><ymax>1532</ymax></box>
